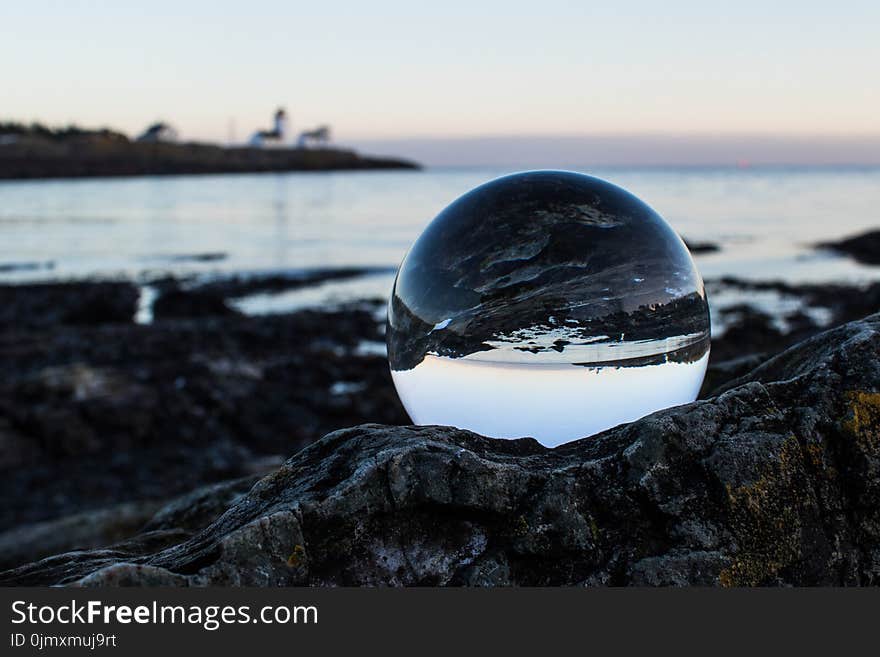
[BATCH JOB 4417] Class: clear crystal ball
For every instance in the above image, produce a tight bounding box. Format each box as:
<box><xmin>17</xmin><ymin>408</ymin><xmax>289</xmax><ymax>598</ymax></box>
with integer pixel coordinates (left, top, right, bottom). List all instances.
<box><xmin>387</xmin><ymin>170</ymin><xmax>710</xmax><ymax>446</ymax></box>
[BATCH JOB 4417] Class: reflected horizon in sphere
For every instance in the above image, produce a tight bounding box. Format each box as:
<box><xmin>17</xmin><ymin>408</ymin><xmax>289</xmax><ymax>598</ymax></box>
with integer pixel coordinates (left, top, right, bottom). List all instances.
<box><xmin>387</xmin><ymin>171</ymin><xmax>710</xmax><ymax>447</ymax></box>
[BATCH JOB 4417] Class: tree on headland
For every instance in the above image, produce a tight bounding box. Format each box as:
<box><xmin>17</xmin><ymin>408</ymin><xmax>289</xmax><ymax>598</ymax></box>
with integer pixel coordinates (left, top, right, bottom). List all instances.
<box><xmin>0</xmin><ymin>121</ymin><xmax>129</xmax><ymax>142</ymax></box>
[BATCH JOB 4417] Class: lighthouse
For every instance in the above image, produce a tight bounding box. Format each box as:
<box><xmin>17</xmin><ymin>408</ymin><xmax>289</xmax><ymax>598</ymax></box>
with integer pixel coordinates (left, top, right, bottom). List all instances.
<box><xmin>273</xmin><ymin>108</ymin><xmax>287</xmax><ymax>141</ymax></box>
<box><xmin>249</xmin><ymin>107</ymin><xmax>289</xmax><ymax>147</ymax></box>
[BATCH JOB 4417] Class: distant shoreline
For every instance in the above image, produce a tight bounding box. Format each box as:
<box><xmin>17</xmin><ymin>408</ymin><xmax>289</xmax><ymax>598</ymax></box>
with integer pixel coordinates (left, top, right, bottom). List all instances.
<box><xmin>0</xmin><ymin>135</ymin><xmax>420</xmax><ymax>181</ymax></box>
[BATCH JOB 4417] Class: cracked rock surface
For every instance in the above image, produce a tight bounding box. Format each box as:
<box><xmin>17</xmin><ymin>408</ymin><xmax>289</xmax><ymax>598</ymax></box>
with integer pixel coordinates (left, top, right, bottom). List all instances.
<box><xmin>3</xmin><ymin>313</ymin><xmax>880</xmax><ymax>586</ymax></box>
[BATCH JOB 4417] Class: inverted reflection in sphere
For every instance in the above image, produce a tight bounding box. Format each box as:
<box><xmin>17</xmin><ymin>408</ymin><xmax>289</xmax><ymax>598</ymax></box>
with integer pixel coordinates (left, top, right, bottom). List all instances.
<box><xmin>387</xmin><ymin>171</ymin><xmax>710</xmax><ymax>447</ymax></box>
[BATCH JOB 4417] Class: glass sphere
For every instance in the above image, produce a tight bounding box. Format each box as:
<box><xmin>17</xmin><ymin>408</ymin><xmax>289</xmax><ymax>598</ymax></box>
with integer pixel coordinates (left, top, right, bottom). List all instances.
<box><xmin>387</xmin><ymin>170</ymin><xmax>710</xmax><ymax>447</ymax></box>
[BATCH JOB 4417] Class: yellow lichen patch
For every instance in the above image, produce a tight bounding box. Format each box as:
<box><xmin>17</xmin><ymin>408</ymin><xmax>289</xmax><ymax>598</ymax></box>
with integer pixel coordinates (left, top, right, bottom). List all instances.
<box><xmin>509</xmin><ymin>515</ymin><xmax>530</xmax><ymax>538</ymax></box>
<box><xmin>843</xmin><ymin>391</ymin><xmax>880</xmax><ymax>450</ymax></box>
<box><xmin>802</xmin><ymin>441</ymin><xmax>837</xmax><ymax>480</ymax></box>
<box><xmin>718</xmin><ymin>436</ymin><xmax>805</xmax><ymax>587</ymax></box>
<box><xmin>287</xmin><ymin>544</ymin><xmax>307</xmax><ymax>568</ymax></box>
<box><xmin>803</xmin><ymin>442</ymin><xmax>823</xmax><ymax>469</ymax></box>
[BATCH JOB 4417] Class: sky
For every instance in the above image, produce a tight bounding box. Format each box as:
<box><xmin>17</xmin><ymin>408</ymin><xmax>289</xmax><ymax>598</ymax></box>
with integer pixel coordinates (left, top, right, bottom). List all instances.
<box><xmin>3</xmin><ymin>1</ymin><xmax>879</xmax><ymax>164</ymax></box>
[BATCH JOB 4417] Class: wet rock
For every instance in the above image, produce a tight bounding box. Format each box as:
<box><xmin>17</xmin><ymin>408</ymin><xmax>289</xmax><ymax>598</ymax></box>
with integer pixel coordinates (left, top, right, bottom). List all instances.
<box><xmin>817</xmin><ymin>229</ymin><xmax>880</xmax><ymax>265</ymax></box>
<box><xmin>713</xmin><ymin>277</ymin><xmax>880</xmax><ymax>326</ymax></box>
<box><xmin>0</xmin><ymin>281</ymin><xmax>138</xmax><ymax>329</ymax></box>
<box><xmin>0</xmin><ymin>302</ymin><xmax>408</xmax><ymax>532</ymax></box>
<box><xmin>711</xmin><ymin>304</ymin><xmax>789</xmax><ymax>361</ymax></box>
<box><xmin>701</xmin><ymin>277</ymin><xmax>880</xmax><ymax>394</ymax></box>
<box><xmin>186</xmin><ymin>267</ymin><xmax>391</xmax><ymax>299</ymax></box>
<box><xmin>149</xmin><ymin>268</ymin><xmax>394</xmax><ymax>320</ymax></box>
<box><xmin>683</xmin><ymin>239</ymin><xmax>721</xmax><ymax>254</ymax></box>
<box><xmin>0</xmin><ymin>261</ymin><xmax>55</xmax><ymax>274</ymax></box>
<box><xmin>164</xmin><ymin>253</ymin><xmax>227</xmax><ymax>263</ymax></box>
<box><xmin>151</xmin><ymin>288</ymin><xmax>241</xmax><ymax>320</ymax></box>
<box><xmin>4</xmin><ymin>312</ymin><xmax>879</xmax><ymax>586</ymax></box>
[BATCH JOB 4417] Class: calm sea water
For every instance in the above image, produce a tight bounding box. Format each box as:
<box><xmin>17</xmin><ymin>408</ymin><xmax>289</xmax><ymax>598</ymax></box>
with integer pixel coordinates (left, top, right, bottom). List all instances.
<box><xmin>1</xmin><ymin>167</ymin><xmax>879</xmax><ymax>315</ymax></box>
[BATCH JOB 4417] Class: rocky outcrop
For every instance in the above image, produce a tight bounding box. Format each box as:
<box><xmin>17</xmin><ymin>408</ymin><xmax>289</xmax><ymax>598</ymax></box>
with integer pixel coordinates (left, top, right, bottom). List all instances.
<box><xmin>0</xmin><ymin>298</ymin><xmax>407</xmax><ymax>533</ymax></box>
<box><xmin>0</xmin><ymin>477</ymin><xmax>261</xmax><ymax>572</ymax></box>
<box><xmin>149</xmin><ymin>267</ymin><xmax>392</xmax><ymax>320</ymax></box>
<box><xmin>700</xmin><ymin>277</ymin><xmax>880</xmax><ymax>393</ymax></box>
<box><xmin>682</xmin><ymin>239</ymin><xmax>721</xmax><ymax>254</ymax></box>
<box><xmin>151</xmin><ymin>288</ymin><xmax>241</xmax><ymax>320</ymax></box>
<box><xmin>3</xmin><ymin>312</ymin><xmax>879</xmax><ymax>587</ymax></box>
<box><xmin>0</xmin><ymin>281</ymin><xmax>138</xmax><ymax>330</ymax></box>
<box><xmin>817</xmin><ymin>229</ymin><xmax>880</xmax><ymax>265</ymax></box>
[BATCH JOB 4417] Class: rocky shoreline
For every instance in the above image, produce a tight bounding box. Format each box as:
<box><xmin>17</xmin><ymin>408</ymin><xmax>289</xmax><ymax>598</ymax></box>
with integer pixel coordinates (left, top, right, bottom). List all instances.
<box><xmin>1</xmin><ymin>310</ymin><xmax>878</xmax><ymax>586</ymax></box>
<box><xmin>0</xmin><ymin>260</ymin><xmax>878</xmax><ymax>584</ymax></box>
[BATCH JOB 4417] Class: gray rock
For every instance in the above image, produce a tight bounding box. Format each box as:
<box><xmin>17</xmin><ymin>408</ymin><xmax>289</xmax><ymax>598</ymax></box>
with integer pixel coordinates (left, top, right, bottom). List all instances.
<box><xmin>0</xmin><ymin>281</ymin><xmax>138</xmax><ymax>330</ymax></box>
<box><xmin>3</xmin><ymin>313</ymin><xmax>880</xmax><ymax>586</ymax></box>
<box><xmin>0</xmin><ymin>476</ymin><xmax>260</xmax><ymax>572</ymax></box>
<box><xmin>817</xmin><ymin>229</ymin><xmax>880</xmax><ymax>266</ymax></box>
<box><xmin>0</xmin><ymin>302</ymin><xmax>407</xmax><ymax>531</ymax></box>
<box><xmin>0</xmin><ymin>501</ymin><xmax>162</xmax><ymax>571</ymax></box>
<box><xmin>142</xmin><ymin>475</ymin><xmax>264</xmax><ymax>533</ymax></box>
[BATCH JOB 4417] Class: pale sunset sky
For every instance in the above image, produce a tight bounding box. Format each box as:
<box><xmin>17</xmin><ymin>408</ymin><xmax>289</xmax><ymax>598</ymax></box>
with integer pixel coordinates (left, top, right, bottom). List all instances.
<box><xmin>4</xmin><ymin>1</ymin><xmax>878</xmax><ymax>164</ymax></box>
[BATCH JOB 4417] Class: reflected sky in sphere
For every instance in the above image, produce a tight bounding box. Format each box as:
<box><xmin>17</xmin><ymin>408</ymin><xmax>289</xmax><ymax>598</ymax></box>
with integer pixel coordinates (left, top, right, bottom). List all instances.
<box><xmin>387</xmin><ymin>170</ymin><xmax>710</xmax><ymax>446</ymax></box>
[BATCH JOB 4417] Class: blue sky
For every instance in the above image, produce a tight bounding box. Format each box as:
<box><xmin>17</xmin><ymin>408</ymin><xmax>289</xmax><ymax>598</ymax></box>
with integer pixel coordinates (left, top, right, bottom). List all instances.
<box><xmin>3</xmin><ymin>1</ymin><xmax>879</xmax><ymax>162</ymax></box>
